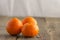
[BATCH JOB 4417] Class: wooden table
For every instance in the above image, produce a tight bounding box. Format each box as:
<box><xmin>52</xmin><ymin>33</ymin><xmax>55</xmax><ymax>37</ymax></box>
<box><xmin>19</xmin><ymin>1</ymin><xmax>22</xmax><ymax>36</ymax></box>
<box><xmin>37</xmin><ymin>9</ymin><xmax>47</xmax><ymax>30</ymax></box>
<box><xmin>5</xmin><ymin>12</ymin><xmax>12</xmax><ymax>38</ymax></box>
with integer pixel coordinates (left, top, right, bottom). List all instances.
<box><xmin>0</xmin><ymin>16</ymin><xmax>60</xmax><ymax>40</ymax></box>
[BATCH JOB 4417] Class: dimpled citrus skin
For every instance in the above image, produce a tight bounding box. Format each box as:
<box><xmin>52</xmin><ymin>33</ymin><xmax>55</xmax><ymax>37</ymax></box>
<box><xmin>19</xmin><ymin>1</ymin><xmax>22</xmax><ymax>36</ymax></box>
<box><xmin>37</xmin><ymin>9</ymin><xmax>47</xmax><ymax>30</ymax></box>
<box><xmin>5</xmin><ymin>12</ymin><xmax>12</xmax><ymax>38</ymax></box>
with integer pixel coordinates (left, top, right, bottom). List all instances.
<box><xmin>22</xmin><ymin>16</ymin><xmax>37</xmax><ymax>25</ymax></box>
<box><xmin>22</xmin><ymin>23</ymin><xmax>39</xmax><ymax>37</ymax></box>
<box><xmin>6</xmin><ymin>18</ymin><xmax>23</xmax><ymax>36</ymax></box>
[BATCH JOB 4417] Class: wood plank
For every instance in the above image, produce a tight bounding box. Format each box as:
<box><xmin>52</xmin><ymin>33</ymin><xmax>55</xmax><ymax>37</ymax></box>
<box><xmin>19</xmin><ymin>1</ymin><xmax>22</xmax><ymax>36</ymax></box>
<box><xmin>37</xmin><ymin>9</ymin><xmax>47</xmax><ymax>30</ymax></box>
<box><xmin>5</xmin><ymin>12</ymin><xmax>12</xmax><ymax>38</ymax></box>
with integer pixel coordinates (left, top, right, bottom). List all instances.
<box><xmin>17</xmin><ymin>33</ymin><xmax>40</xmax><ymax>40</ymax></box>
<box><xmin>17</xmin><ymin>34</ymin><xmax>50</xmax><ymax>40</ymax></box>
<box><xmin>45</xmin><ymin>18</ymin><xmax>60</xmax><ymax>40</ymax></box>
<box><xmin>17</xmin><ymin>37</ymin><xmax>40</xmax><ymax>40</ymax></box>
<box><xmin>0</xmin><ymin>27</ymin><xmax>16</xmax><ymax>40</ymax></box>
<box><xmin>36</xmin><ymin>18</ymin><xmax>50</xmax><ymax>40</ymax></box>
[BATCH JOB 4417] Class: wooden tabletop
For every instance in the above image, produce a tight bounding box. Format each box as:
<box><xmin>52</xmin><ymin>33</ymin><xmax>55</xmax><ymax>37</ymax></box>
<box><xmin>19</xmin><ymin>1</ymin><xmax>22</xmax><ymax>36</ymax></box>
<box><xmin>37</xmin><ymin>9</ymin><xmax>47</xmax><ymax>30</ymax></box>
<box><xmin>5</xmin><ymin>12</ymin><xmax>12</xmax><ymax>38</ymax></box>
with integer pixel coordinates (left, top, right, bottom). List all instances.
<box><xmin>0</xmin><ymin>17</ymin><xmax>60</xmax><ymax>40</ymax></box>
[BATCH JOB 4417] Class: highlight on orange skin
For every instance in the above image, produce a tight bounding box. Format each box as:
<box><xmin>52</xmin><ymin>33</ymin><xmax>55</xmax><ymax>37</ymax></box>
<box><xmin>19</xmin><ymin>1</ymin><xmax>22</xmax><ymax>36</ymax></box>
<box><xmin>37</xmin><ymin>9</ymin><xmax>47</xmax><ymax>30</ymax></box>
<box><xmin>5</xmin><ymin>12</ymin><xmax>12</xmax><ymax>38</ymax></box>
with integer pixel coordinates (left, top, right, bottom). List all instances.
<box><xmin>6</xmin><ymin>18</ymin><xmax>23</xmax><ymax>36</ymax></box>
<box><xmin>22</xmin><ymin>23</ymin><xmax>39</xmax><ymax>37</ymax></box>
<box><xmin>22</xmin><ymin>16</ymin><xmax>37</xmax><ymax>25</ymax></box>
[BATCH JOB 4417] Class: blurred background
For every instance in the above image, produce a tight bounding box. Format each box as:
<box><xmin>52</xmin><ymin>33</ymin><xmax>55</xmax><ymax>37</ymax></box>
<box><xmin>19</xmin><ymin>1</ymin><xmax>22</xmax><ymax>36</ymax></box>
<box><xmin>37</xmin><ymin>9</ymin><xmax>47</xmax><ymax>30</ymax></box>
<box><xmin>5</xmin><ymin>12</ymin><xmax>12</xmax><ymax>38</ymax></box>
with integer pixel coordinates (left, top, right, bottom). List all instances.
<box><xmin>0</xmin><ymin>0</ymin><xmax>60</xmax><ymax>17</ymax></box>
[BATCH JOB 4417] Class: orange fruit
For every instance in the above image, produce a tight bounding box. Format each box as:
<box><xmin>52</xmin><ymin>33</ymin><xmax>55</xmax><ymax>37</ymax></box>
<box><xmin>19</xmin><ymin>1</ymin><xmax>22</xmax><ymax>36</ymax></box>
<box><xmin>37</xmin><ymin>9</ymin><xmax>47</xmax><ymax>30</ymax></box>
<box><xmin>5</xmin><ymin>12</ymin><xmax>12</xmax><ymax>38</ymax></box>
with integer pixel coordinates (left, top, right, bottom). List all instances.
<box><xmin>22</xmin><ymin>23</ymin><xmax>39</xmax><ymax>37</ymax></box>
<box><xmin>22</xmin><ymin>16</ymin><xmax>37</xmax><ymax>25</ymax></box>
<box><xmin>6</xmin><ymin>18</ymin><xmax>23</xmax><ymax>36</ymax></box>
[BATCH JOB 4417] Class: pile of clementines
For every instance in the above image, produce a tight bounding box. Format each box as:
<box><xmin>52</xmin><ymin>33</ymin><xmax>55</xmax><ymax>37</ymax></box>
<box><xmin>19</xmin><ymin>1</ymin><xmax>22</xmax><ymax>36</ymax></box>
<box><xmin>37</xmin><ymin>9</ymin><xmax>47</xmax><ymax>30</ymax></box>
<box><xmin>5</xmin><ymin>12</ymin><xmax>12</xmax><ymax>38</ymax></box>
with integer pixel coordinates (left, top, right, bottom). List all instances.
<box><xmin>6</xmin><ymin>16</ymin><xmax>39</xmax><ymax>37</ymax></box>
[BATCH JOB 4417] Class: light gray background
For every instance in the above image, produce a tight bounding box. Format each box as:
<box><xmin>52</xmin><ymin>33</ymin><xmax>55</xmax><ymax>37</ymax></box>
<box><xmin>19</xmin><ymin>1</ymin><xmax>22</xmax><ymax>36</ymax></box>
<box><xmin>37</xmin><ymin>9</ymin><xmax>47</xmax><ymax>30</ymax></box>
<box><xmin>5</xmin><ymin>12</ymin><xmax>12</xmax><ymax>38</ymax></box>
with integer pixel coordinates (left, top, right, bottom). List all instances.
<box><xmin>0</xmin><ymin>0</ymin><xmax>60</xmax><ymax>17</ymax></box>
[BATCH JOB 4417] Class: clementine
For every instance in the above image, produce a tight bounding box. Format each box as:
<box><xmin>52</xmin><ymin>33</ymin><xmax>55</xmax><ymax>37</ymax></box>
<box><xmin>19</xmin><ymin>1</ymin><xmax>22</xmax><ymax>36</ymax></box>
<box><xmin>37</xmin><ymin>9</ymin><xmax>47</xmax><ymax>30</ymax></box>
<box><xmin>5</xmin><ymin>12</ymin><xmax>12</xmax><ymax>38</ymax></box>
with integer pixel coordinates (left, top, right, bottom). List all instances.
<box><xmin>22</xmin><ymin>23</ymin><xmax>39</xmax><ymax>37</ymax></box>
<box><xmin>22</xmin><ymin>16</ymin><xmax>37</xmax><ymax>25</ymax></box>
<box><xmin>6</xmin><ymin>18</ymin><xmax>23</xmax><ymax>36</ymax></box>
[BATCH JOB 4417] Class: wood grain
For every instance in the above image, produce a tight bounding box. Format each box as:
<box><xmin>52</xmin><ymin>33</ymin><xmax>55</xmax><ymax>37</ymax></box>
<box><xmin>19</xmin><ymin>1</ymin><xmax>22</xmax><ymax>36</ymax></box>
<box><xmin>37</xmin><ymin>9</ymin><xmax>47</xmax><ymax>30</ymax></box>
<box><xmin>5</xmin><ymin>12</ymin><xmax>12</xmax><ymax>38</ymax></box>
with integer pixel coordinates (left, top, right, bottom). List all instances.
<box><xmin>1</xmin><ymin>17</ymin><xmax>60</xmax><ymax>40</ymax></box>
<box><xmin>0</xmin><ymin>27</ymin><xmax>16</xmax><ymax>40</ymax></box>
<box><xmin>46</xmin><ymin>18</ymin><xmax>60</xmax><ymax>40</ymax></box>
